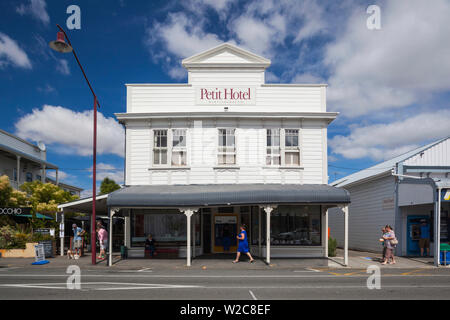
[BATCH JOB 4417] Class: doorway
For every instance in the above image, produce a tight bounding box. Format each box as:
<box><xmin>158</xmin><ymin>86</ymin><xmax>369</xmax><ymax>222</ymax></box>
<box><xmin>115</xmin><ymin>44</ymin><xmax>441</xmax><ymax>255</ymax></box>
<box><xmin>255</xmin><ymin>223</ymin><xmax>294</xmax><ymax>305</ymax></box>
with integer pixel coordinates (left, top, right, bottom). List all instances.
<box><xmin>407</xmin><ymin>215</ymin><xmax>428</xmax><ymax>256</ymax></box>
<box><xmin>212</xmin><ymin>214</ymin><xmax>238</xmax><ymax>253</ymax></box>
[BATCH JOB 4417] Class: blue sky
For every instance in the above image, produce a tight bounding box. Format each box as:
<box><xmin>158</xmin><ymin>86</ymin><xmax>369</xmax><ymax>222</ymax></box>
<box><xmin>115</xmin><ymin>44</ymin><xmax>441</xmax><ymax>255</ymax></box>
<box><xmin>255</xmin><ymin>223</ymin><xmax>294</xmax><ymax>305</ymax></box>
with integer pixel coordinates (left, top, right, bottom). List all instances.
<box><xmin>0</xmin><ymin>0</ymin><xmax>449</xmax><ymax>196</ymax></box>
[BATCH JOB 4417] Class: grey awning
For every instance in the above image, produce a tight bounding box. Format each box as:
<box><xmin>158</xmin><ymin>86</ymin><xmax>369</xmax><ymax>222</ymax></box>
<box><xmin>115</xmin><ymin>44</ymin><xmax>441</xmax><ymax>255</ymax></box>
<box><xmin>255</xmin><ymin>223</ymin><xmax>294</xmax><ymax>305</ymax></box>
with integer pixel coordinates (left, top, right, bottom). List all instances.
<box><xmin>107</xmin><ymin>184</ymin><xmax>350</xmax><ymax>208</ymax></box>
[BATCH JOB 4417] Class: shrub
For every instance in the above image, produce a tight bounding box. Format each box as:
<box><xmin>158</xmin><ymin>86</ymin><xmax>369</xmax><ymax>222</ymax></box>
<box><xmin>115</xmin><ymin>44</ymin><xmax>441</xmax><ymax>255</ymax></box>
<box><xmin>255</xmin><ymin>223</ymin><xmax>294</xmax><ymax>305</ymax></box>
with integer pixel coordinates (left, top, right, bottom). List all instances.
<box><xmin>31</xmin><ymin>233</ymin><xmax>53</xmax><ymax>242</ymax></box>
<box><xmin>328</xmin><ymin>237</ymin><xmax>338</xmax><ymax>257</ymax></box>
<box><xmin>0</xmin><ymin>226</ymin><xmax>27</xmax><ymax>249</ymax></box>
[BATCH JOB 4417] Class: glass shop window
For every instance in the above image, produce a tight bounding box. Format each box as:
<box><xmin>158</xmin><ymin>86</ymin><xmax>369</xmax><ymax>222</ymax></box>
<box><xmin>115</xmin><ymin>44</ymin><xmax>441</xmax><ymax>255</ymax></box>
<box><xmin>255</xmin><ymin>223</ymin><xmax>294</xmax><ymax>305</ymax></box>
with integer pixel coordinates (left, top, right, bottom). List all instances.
<box><xmin>270</xmin><ymin>205</ymin><xmax>321</xmax><ymax>246</ymax></box>
<box><xmin>131</xmin><ymin>210</ymin><xmax>187</xmax><ymax>247</ymax></box>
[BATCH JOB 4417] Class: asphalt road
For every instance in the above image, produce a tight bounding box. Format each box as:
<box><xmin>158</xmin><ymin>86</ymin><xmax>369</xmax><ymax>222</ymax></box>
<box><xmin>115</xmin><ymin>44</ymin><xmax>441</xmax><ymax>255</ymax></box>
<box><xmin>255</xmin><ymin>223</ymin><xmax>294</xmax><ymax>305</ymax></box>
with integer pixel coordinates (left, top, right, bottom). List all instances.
<box><xmin>1</xmin><ymin>266</ymin><xmax>450</xmax><ymax>300</ymax></box>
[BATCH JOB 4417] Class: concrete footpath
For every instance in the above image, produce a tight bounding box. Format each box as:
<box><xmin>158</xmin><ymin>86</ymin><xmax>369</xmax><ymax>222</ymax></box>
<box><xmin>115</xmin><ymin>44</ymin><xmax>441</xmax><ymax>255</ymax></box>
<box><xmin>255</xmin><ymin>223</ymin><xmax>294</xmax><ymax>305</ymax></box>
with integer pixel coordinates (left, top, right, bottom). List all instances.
<box><xmin>0</xmin><ymin>248</ymin><xmax>442</xmax><ymax>271</ymax></box>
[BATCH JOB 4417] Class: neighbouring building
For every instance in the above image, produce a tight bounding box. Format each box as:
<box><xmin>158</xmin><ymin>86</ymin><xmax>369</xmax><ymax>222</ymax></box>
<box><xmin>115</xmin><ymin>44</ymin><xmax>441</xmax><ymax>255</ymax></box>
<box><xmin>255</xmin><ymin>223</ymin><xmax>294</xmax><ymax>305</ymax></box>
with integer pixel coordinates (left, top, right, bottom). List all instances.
<box><xmin>0</xmin><ymin>128</ymin><xmax>82</xmax><ymax>195</ymax></box>
<box><xmin>58</xmin><ymin>43</ymin><xmax>351</xmax><ymax>266</ymax></box>
<box><xmin>329</xmin><ymin>136</ymin><xmax>450</xmax><ymax>266</ymax></box>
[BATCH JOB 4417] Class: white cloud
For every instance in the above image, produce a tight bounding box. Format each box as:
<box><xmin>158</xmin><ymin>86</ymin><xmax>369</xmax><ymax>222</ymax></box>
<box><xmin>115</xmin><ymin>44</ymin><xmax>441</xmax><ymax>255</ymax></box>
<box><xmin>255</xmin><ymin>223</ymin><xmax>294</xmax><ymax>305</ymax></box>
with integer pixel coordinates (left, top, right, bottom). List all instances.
<box><xmin>15</xmin><ymin>105</ymin><xmax>125</xmax><ymax>157</ymax></box>
<box><xmin>325</xmin><ymin>0</ymin><xmax>450</xmax><ymax>117</ymax></box>
<box><xmin>146</xmin><ymin>0</ymin><xmax>329</xmax><ymax>79</ymax></box>
<box><xmin>33</xmin><ymin>35</ymin><xmax>71</xmax><ymax>75</ymax></box>
<box><xmin>147</xmin><ymin>13</ymin><xmax>224</xmax><ymax>59</ymax></box>
<box><xmin>89</xmin><ymin>163</ymin><xmax>124</xmax><ymax>184</ymax></box>
<box><xmin>47</xmin><ymin>170</ymin><xmax>69</xmax><ymax>181</ymax></box>
<box><xmin>16</xmin><ymin>0</ymin><xmax>50</xmax><ymax>25</ymax></box>
<box><xmin>265</xmin><ymin>71</ymin><xmax>279</xmax><ymax>83</ymax></box>
<box><xmin>56</xmin><ymin>59</ymin><xmax>70</xmax><ymax>75</ymax></box>
<box><xmin>291</xmin><ymin>73</ymin><xmax>323</xmax><ymax>84</ymax></box>
<box><xmin>182</xmin><ymin>0</ymin><xmax>236</xmax><ymax>14</ymax></box>
<box><xmin>231</xmin><ymin>15</ymin><xmax>279</xmax><ymax>56</ymax></box>
<box><xmin>145</xmin><ymin>12</ymin><xmax>226</xmax><ymax>78</ymax></box>
<box><xmin>201</xmin><ymin>0</ymin><xmax>235</xmax><ymax>11</ymax></box>
<box><xmin>329</xmin><ymin>111</ymin><xmax>450</xmax><ymax>161</ymax></box>
<box><xmin>229</xmin><ymin>0</ymin><xmax>326</xmax><ymax>56</ymax></box>
<box><xmin>0</xmin><ymin>32</ymin><xmax>32</xmax><ymax>69</ymax></box>
<box><xmin>37</xmin><ymin>84</ymin><xmax>55</xmax><ymax>93</ymax></box>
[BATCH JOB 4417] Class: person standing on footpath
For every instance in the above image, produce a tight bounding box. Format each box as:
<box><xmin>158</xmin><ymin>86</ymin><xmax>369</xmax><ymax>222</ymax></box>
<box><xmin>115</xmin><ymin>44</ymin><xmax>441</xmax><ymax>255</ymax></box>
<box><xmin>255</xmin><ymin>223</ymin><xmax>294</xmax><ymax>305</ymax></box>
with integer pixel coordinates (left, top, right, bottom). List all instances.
<box><xmin>381</xmin><ymin>225</ymin><xmax>397</xmax><ymax>265</ymax></box>
<box><xmin>97</xmin><ymin>223</ymin><xmax>108</xmax><ymax>260</ymax></box>
<box><xmin>379</xmin><ymin>227</ymin><xmax>387</xmax><ymax>262</ymax></box>
<box><xmin>419</xmin><ymin>219</ymin><xmax>430</xmax><ymax>257</ymax></box>
<box><xmin>72</xmin><ymin>223</ymin><xmax>84</xmax><ymax>258</ymax></box>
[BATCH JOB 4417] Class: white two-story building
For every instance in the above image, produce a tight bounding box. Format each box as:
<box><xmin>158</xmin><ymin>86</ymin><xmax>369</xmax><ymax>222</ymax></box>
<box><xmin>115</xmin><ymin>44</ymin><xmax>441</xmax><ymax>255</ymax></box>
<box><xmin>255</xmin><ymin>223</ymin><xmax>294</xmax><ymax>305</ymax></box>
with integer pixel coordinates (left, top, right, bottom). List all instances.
<box><xmin>59</xmin><ymin>43</ymin><xmax>350</xmax><ymax>266</ymax></box>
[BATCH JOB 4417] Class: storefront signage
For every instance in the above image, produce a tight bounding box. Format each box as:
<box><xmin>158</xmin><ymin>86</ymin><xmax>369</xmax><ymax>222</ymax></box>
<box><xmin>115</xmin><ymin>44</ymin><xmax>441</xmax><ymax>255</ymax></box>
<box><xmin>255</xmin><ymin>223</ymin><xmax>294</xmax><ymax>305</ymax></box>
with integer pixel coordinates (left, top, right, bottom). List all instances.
<box><xmin>39</xmin><ymin>240</ymin><xmax>54</xmax><ymax>258</ymax></box>
<box><xmin>0</xmin><ymin>207</ymin><xmax>31</xmax><ymax>215</ymax></box>
<box><xmin>34</xmin><ymin>244</ymin><xmax>45</xmax><ymax>262</ymax></box>
<box><xmin>215</xmin><ymin>216</ymin><xmax>237</xmax><ymax>224</ymax></box>
<box><xmin>442</xmin><ymin>189</ymin><xmax>450</xmax><ymax>202</ymax></box>
<box><xmin>196</xmin><ymin>87</ymin><xmax>256</xmax><ymax>105</ymax></box>
<box><xmin>382</xmin><ymin>197</ymin><xmax>395</xmax><ymax>210</ymax></box>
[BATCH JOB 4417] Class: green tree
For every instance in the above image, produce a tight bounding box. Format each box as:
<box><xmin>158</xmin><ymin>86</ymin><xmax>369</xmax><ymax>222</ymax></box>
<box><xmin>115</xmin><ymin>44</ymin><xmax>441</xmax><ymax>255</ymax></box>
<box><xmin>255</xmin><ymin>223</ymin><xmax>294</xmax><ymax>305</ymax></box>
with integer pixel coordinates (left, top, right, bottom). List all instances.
<box><xmin>99</xmin><ymin>177</ymin><xmax>121</xmax><ymax>195</ymax></box>
<box><xmin>0</xmin><ymin>175</ymin><xmax>27</xmax><ymax>207</ymax></box>
<box><xmin>0</xmin><ymin>175</ymin><xmax>13</xmax><ymax>207</ymax></box>
<box><xmin>20</xmin><ymin>181</ymin><xmax>78</xmax><ymax>217</ymax></box>
<box><xmin>0</xmin><ymin>177</ymin><xmax>79</xmax><ymax>230</ymax></box>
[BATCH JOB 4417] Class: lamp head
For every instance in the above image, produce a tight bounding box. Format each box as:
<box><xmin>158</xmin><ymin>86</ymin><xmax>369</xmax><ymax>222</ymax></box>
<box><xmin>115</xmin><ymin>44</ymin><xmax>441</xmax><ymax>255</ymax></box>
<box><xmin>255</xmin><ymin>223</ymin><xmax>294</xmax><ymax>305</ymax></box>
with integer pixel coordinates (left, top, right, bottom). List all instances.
<box><xmin>49</xmin><ymin>32</ymin><xmax>73</xmax><ymax>53</ymax></box>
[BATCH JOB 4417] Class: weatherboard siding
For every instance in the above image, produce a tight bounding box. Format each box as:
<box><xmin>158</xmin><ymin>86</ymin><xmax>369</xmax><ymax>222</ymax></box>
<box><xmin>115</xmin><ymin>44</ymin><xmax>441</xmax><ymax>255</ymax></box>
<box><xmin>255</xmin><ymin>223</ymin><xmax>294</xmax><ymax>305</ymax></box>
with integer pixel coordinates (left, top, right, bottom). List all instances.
<box><xmin>404</xmin><ymin>138</ymin><xmax>450</xmax><ymax>167</ymax></box>
<box><xmin>126</xmin><ymin>84</ymin><xmax>326</xmax><ymax>114</ymax></box>
<box><xmin>125</xmin><ymin>119</ymin><xmax>326</xmax><ymax>186</ymax></box>
<box><xmin>0</xmin><ymin>130</ymin><xmax>44</xmax><ymax>160</ymax></box>
<box><xmin>328</xmin><ymin>175</ymin><xmax>396</xmax><ymax>253</ymax></box>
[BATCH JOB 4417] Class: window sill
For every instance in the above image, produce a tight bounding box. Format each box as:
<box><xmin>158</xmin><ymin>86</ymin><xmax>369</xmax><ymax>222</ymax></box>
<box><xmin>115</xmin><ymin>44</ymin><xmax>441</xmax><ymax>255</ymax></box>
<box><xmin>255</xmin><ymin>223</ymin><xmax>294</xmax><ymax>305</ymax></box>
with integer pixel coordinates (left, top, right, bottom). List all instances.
<box><xmin>213</xmin><ymin>166</ymin><xmax>240</xmax><ymax>170</ymax></box>
<box><xmin>148</xmin><ymin>167</ymin><xmax>191</xmax><ymax>171</ymax></box>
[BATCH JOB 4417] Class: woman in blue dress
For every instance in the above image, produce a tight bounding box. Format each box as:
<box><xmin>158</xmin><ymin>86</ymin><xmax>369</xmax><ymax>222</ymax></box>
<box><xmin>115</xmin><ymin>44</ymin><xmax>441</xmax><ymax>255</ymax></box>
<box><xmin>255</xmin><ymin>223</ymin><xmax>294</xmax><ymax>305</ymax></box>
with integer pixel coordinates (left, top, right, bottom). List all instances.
<box><xmin>233</xmin><ymin>224</ymin><xmax>255</xmax><ymax>263</ymax></box>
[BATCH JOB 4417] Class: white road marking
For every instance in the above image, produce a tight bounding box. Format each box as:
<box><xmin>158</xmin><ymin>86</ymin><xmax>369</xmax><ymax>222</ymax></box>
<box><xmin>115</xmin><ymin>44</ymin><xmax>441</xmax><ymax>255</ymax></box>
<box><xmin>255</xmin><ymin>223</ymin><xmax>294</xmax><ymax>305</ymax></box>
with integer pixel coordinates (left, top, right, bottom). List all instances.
<box><xmin>2</xmin><ymin>283</ymin><xmax>450</xmax><ymax>290</ymax></box>
<box><xmin>0</xmin><ymin>282</ymin><xmax>201</xmax><ymax>291</ymax></box>
<box><xmin>305</xmin><ymin>268</ymin><xmax>321</xmax><ymax>272</ymax></box>
<box><xmin>114</xmin><ymin>269</ymin><xmax>153</xmax><ymax>273</ymax></box>
<box><xmin>249</xmin><ymin>290</ymin><xmax>257</xmax><ymax>300</ymax></box>
<box><xmin>0</xmin><ymin>267</ymin><xmax>21</xmax><ymax>270</ymax></box>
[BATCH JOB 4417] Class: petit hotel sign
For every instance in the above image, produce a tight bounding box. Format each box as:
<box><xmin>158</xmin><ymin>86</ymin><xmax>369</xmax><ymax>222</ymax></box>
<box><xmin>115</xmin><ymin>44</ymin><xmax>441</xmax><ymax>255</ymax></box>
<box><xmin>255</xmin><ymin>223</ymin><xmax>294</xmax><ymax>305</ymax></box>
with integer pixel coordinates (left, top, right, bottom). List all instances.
<box><xmin>196</xmin><ymin>87</ymin><xmax>256</xmax><ymax>105</ymax></box>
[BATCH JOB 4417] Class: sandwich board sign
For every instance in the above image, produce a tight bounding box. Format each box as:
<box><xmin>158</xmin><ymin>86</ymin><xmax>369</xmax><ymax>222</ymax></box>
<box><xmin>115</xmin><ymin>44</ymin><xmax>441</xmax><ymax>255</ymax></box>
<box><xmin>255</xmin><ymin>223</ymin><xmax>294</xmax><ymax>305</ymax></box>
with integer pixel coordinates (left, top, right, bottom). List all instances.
<box><xmin>35</xmin><ymin>244</ymin><xmax>45</xmax><ymax>262</ymax></box>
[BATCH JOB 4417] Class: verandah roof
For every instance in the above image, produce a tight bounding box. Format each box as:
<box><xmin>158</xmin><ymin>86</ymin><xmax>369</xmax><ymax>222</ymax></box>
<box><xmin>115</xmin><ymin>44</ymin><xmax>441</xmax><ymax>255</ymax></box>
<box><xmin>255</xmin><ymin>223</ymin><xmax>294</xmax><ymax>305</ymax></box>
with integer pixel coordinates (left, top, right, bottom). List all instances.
<box><xmin>106</xmin><ymin>184</ymin><xmax>350</xmax><ymax>208</ymax></box>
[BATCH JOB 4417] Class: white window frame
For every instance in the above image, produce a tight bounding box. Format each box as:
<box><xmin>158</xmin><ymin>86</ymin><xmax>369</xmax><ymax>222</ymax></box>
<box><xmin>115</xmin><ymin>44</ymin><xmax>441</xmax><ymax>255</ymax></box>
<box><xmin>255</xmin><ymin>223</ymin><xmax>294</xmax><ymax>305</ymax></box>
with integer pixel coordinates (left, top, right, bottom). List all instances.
<box><xmin>217</xmin><ymin>128</ymin><xmax>236</xmax><ymax>165</ymax></box>
<box><xmin>266</xmin><ymin>129</ymin><xmax>281</xmax><ymax>166</ymax></box>
<box><xmin>266</xmin><ymin>128</ymin><xmax>301</xmax><ymax>167</ymax></box>
<box><xmin>153</xmin><ymin>129</ymin><xmax>169</xmax><ymax>166</ymax></box>
<box><xmin>152</xmin><ymin>129</ymin><xmax>188</xmax><ymax>167</ymax></box>
<box><xmin>282</xmin><ymin>129</ymin><xmax>301</xmax><ymax>166</ymax></box>
<box><xmin>171</xmin><ymin>129</ymin><xmax>187</xmax><ymax>167</ymax></box>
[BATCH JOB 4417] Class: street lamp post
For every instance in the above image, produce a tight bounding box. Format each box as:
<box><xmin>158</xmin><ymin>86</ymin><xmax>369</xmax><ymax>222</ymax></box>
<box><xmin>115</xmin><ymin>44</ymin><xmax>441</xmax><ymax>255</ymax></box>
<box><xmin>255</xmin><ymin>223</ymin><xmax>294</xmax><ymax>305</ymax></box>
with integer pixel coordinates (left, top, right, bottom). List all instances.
<box><xmin>49</xmin><ymin>25</ymin><xmax>99</xmax><ymax>265</ymax></box>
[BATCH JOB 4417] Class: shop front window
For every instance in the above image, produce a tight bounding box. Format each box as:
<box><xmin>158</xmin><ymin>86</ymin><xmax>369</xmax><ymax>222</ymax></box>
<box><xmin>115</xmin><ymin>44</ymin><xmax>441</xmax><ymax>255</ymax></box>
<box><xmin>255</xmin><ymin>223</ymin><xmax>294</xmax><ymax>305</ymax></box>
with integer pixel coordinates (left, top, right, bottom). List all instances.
<box><xmin>270</xmin><ymin>205</ymin><xmax>321</xmax><ymax>246</ymax></box>
<box><xmin>131</xmin><ymin>209</ymin><xmax>187</xmax><ymax>247</ymax></box>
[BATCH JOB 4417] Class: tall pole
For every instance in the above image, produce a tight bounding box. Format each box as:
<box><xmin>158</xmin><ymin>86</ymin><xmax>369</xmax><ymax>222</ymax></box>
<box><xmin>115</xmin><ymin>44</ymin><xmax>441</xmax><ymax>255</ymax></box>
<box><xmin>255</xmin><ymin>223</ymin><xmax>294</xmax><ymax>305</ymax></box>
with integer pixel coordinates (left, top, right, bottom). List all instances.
<box><xmin>51</xmin><ymin>25</ymin><xmax>100</xmax><ymax>265</ymax></box>
<box><xmin>92</xmin><ymin>96</ymin><xmax>98</xmax><ymax>265</ymax></box>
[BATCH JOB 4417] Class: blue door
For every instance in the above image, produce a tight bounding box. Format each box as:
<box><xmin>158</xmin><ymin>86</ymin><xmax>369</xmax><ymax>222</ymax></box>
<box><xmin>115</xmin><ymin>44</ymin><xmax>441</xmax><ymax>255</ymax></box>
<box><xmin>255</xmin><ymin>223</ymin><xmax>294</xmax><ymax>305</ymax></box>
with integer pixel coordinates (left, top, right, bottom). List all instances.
<box><xmin>407</xmin><ymin>216</ymin><xmax>428</xmax><ymax>256</ymax></box>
